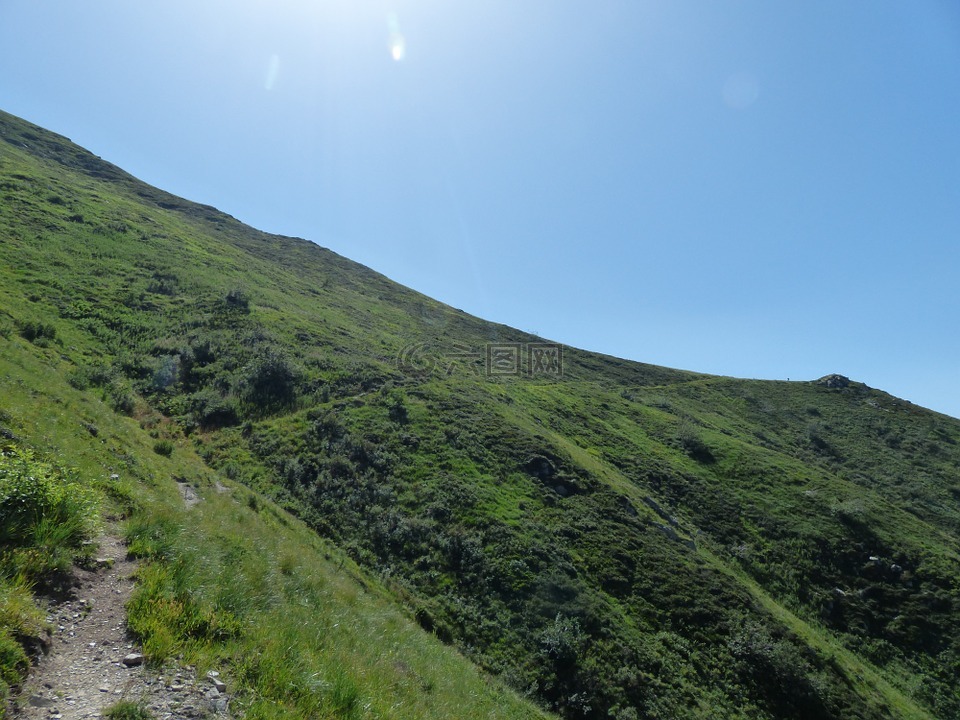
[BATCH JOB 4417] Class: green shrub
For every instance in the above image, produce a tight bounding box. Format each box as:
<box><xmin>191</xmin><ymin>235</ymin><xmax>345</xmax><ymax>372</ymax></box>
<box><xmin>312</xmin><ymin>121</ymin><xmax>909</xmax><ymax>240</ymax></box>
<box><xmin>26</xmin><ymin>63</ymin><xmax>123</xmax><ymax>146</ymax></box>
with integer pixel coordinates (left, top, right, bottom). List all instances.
<box><xmin>224</xmin><ymin>287</ymin><xmax>250</xmax><ymax>310</ymax></box>
<box><xmin>151</xmin><ymin>355</ymin><xmax>180</xmax><ymax>391</ymax></box>
<box><xmin>240</xmin><ymin>348</ymin><xmax>299</xmax><ymax>411</ymax></box>
<box><xmin>677</xmin><ymin>420</ymin><xmax>714</xmax><ymax>462</ymax></box>
<box><xmin>66</xmin><ymin>368</ymin><xmax>90</xmax><ymax>390</ymax></box>
<box><xmin>388</xmin><ymin>394</ymin><xmax>409</xmax><ymax>424</ymax></box>
<box><xmin>146</xmin><ymin>273</ymin><xmax>178</xmax><ymax>297</ymax></box>
<box><xmin>0</xmin><ymin>447</ymin><xmax>98</xmax><ymax>555</ymax></box>
<box><xmin>107</xmin><ymin>378</ymin><xmax>136</xmax><ymax>415</ymax></box>
<box><xmin>0</xmin><ymin>577</ymin><xmax>44</xmax><ymax>703</ymax></box>
<box><xmin>0</xmin><ymin>627</ymin><xmax>29</xmax><ymax>686</ymax></box>
<box><xmin>153</xmin><ymin>439</ymin><xmax>174</xmax><ymax>457</ymax></box>
<box><xmin>0</xmin><ymin>574</ymin><xmax>43</xmax><ymax>637</ymax></box>
<box><xmin>16</xmin><ymin>319</ymin><xmax>57</xmax><ymax>344</ymax></box>
<box><xmin>188</xmin><ymin>388</ymin><xmax>239</xmax><ymax>429</ymax></box>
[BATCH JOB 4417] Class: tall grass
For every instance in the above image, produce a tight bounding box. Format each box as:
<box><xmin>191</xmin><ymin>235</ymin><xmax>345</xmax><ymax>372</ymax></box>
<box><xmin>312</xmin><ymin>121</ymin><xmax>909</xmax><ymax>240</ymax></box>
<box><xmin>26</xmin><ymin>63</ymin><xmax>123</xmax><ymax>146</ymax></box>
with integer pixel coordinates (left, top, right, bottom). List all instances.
<box><xmin>0</xmin><ymin>444</ymin><xmax>100</xmax><ymax>705</ymax></box>
<box><xmin>123</xmin><ymin>491</ymin><xmax>548</xmax><ymax>719</ymax></box>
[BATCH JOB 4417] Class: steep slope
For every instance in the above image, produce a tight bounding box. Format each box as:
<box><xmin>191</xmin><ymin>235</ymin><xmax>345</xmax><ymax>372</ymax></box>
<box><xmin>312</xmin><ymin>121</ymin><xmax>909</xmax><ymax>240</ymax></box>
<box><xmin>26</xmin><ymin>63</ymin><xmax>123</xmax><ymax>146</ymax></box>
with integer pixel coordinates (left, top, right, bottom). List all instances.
<box><xmin>1</xmin><ymin>109</ymin><xmax>958</xmax><ymax>719</ymax></box>
<box><xmin>0</xmin><ymin>114</ymin><xmax>553</xmax><ymax>719</ymax></box>
<box><xmin>0</xmin><ymin>327</ymin><xmax>553</xmax><ymax>720</ymax></box>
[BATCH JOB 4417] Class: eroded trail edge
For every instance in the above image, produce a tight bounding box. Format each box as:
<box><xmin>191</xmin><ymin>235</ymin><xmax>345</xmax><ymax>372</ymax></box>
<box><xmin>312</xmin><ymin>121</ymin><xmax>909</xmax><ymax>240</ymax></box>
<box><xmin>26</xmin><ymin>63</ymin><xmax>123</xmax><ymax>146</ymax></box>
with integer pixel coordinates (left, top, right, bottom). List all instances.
<box><xmin>14</xmin><ymin>534</ymin><xmax>231</xmax><ymax>720</ymax></box>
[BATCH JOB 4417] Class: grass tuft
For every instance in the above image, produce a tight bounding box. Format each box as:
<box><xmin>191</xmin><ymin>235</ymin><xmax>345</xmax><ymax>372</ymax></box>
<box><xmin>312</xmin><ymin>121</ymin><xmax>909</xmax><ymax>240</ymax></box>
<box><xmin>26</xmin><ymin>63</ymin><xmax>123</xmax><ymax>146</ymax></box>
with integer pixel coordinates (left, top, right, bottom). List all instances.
<box><xmin>104</xmin><ymin>701</ymin><xmax>155</xmax><ymax>720</ymax></box>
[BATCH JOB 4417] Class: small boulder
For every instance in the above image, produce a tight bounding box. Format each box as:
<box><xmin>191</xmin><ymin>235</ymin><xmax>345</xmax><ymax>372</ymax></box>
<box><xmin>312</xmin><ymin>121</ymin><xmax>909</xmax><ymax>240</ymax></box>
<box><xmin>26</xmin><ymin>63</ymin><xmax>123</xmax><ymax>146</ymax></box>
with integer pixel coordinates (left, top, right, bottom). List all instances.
<box><xmin>122</xmin><ymin>652</ymin><xmax>145</xmax><ymax>667</ymax></box>
<box><xmin>208</xmin><ymin>670</ymin><xmax>226</xmax><ymax>692</ymax></box>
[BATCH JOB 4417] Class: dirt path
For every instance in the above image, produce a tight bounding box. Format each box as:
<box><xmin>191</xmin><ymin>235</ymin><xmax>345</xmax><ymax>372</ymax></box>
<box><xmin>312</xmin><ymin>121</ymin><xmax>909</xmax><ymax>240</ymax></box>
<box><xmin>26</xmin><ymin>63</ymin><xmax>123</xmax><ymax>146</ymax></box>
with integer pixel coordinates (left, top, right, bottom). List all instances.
<box><xmin>13</xmin><ymin>534</ymin><xmax>231</xmax><ymax>720</ymax></box>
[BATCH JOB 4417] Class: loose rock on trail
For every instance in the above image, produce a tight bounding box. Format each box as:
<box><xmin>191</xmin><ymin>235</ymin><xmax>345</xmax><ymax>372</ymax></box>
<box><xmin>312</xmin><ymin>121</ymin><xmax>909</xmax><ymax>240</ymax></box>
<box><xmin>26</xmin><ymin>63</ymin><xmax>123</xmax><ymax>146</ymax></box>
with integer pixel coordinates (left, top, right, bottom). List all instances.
<box><xmin>13</xmin><ymin>534</ymin><xmax>231</xmax><ymax>719</ymax></box>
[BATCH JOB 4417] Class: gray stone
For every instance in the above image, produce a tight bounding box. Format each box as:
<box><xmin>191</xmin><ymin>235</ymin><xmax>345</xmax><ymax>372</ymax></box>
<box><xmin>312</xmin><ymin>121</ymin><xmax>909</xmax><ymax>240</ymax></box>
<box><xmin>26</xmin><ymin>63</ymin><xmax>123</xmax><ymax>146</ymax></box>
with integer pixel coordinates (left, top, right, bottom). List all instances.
<box><xmin>817</xmin><ymin>374</ymin><xmax>850</xmax><ymax>389</ymax></box>
<box><xmin>122</xmin><ymin>652</ymin><xmax>144</xmax><ymax>666</ymax></box>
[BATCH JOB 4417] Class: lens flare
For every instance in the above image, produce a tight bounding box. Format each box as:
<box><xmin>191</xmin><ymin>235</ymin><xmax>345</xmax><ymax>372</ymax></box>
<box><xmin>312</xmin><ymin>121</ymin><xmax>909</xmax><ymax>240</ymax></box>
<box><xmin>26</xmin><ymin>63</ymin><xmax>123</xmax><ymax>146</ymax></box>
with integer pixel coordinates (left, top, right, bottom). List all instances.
<box><xmin>387</xmin><ymin>12</ymin><xmax>405</xmax><ymax>61</ymax></box>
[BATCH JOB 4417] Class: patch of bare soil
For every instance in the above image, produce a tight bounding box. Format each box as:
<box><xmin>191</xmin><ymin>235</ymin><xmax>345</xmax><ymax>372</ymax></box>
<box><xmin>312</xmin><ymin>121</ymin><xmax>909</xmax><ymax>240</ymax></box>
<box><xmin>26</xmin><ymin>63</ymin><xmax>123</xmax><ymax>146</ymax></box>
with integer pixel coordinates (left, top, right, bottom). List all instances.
<box><xmin>174</xmin><ymin>477</ymin><xmax>200</xmax><ymax>509</ymax></box>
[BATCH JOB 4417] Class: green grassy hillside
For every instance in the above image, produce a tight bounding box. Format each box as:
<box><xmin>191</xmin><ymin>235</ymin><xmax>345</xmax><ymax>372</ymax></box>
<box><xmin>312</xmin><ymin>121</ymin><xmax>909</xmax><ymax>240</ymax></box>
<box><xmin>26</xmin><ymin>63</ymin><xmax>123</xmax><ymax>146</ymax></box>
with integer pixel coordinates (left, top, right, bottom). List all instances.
<box><xmin>1</xmin><ymin>108</ymin><xmax>958</xmax><ymax>719</ymax></box>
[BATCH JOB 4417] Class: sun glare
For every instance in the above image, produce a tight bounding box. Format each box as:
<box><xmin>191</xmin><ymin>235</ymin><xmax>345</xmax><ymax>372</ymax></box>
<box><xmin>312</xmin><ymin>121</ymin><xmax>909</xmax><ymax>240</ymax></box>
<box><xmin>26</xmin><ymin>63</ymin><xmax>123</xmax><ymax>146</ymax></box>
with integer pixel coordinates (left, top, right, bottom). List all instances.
<box><xmin>387</xmin><ymin>12</ymin><xmax>405</xmax><ymax>61</ymax></box>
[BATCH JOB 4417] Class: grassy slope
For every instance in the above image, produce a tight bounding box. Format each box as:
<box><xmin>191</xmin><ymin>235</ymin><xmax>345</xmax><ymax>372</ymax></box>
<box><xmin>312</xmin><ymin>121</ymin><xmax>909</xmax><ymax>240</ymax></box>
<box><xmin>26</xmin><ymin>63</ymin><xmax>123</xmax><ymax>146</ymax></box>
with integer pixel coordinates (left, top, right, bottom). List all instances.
<box><xmin>1</xmin><ymin>108</ymin><xmax>958</xmax><ymax>719</ymax></box>
<box><xmin>0</xmin><ymin>113</ymin><xmax>549</xmax><ymax>719</ymax></box>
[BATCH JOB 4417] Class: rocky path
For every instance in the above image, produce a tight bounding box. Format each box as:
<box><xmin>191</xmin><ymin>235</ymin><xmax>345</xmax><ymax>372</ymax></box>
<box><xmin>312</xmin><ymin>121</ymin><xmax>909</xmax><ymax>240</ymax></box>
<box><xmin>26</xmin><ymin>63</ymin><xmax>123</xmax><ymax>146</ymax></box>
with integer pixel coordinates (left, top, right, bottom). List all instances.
<box><xmin>13</xmin><ymin>534</ymin><xmax>231</xmax><ymax>720</ymax></box>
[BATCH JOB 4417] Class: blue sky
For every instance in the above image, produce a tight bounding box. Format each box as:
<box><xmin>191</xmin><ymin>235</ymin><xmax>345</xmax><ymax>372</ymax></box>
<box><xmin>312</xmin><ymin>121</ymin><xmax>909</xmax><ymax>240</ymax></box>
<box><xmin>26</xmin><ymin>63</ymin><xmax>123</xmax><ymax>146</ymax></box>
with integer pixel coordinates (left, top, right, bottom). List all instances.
<box><xmin>2</xmin><ymin>1</ymin><xmax>959</xmax><ymax>418</ymax></box>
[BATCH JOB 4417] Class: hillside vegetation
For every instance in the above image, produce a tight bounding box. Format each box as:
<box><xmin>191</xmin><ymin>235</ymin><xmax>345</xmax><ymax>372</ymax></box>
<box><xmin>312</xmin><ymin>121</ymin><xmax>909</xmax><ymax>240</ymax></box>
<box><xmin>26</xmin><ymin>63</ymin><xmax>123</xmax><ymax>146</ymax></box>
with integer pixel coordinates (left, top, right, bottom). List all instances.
<box><xmin>1</xmin><ymin>109</ymin><xmax>958</xmax><ymax>719</ymax></box>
